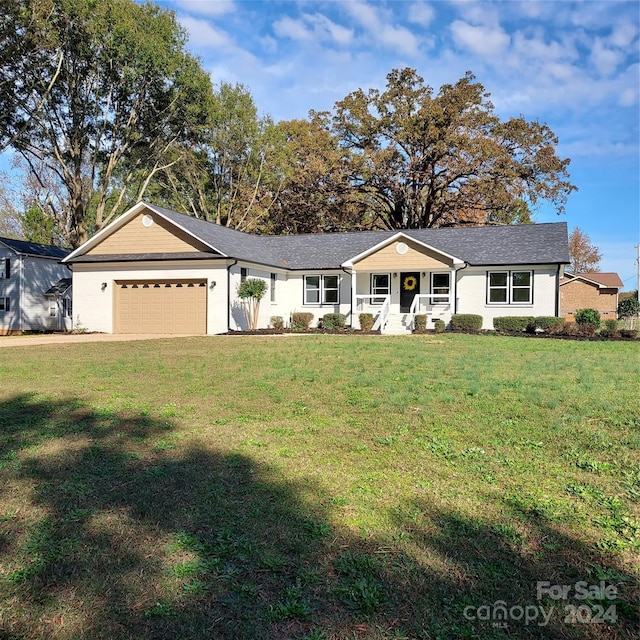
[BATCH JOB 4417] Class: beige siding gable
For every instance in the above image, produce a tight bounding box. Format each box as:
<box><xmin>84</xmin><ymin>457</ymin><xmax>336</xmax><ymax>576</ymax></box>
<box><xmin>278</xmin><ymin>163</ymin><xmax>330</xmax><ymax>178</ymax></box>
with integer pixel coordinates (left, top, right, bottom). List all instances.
<box><xmin>86</xmin><ymin>213</ymin><xmax>214</xmax><ymax>256</ymax></box>
<box><xmin>354</xmin><ymin>239</ymin><xmax>452</xmax><ymax>271</ymax></box>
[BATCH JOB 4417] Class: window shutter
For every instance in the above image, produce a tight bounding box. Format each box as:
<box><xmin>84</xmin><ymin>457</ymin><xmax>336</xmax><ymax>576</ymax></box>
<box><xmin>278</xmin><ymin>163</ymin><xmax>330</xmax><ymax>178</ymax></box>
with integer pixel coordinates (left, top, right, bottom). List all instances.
<box><xmin>4</xmin><ymin>258</ymin><xmax>9</xmax><ymax>279</ymax></box>
<box><xmin>5</xmin><ymin>297</ymin><xmax>9</xmax><ymax>312</ymax></box>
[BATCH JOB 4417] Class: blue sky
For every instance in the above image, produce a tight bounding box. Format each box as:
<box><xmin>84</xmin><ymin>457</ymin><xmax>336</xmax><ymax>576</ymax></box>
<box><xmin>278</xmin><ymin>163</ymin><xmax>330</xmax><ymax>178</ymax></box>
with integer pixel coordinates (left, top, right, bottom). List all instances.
<box><xmin>158</xmin><ymin>0</ymin><xmax>639</xmax><ymax>289</ymax></box>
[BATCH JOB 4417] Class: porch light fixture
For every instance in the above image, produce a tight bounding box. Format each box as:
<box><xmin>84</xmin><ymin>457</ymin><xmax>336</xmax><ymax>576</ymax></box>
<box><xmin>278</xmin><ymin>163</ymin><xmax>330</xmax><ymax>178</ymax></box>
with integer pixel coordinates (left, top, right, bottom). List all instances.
<box><xmin>101</xmin><ymin>282</ymin><xmax>107</xmax><ymax>291</ymax></box>
<box><xmin>422</xmin><ymin>272</ymin><xmax>426</xmax><ymax>277</ymax></box>
<box><xmin>209</xmin><ymin>281</ymin><xmax>216</xmax><ymax>289</ymax></box>
<box><xmin>393</xmin><ymin>272</ymin><xmax>398</xmax><ymax>278</ymax></box>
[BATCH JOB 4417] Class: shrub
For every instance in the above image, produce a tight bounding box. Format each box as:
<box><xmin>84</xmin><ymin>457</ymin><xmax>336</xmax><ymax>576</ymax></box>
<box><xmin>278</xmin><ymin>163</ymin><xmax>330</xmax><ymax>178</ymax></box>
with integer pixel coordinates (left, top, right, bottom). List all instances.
<box><xmin>359</xmin><ymin>313</ymin><xmax>374</xmax><ymax>332</ymax></box>
<box><xmin>620</xmin><ymin>329</ymin><xmax>638</xmax><ymax>339</ymax></box>
<box><xmin>237</xmin><ymin>278</ymin><xmax>268</xmax><ymax>330</ymax></box>
<box><xmin>534</xmin><ymin>316</ymin><xmax>566</xmax><ymax>333</ymax></box>
<box><xmin>575</xmin><ymin>322</ymin><xmax>598</xmax><ymax>337</ymax></box>
<box><xmin>451</xmin><ymin>314</ymin><xmax>482</xmax><ymax>332</ymax></box>
<box><xmin>574</xmin><ymin>308</ymin><xmax>601</xmax><ymax>326</ymax></box>
<box><xmin>322</xmin><ymin>313</ymin><xmax>346</xmax><ymax>330</ymax></box>
<box><xmin>618</xmin><ymin>296</ymin><xmax>640</xmax><ymax>319</ymax></box>
<box><xmin>493</xmin><ymin>316</ymin><xmax>534</xmax><ymax>333</ymax></box>
<box><xmin>414</xmin><ymin>314</ymin><xmax>427</xmax><ymax>332</ymax></box>
<box><xmin>433</xmin><ymin>318</ymin><xmax>446</xmax><ymax>334</ymax></box>
<box><xmin>270</xmin><ymin>315</ymin><xmax>284</xmax><ymax>330</ymax></box>
<box><xmin>600</xmin><ymin>322</ymin><xmax>620</xmax><ymax>339</ymax></box>
<box><xmin>291</xmin><ymin>312</ymin><xmax>314</xmax><ymax>331</ymax></box>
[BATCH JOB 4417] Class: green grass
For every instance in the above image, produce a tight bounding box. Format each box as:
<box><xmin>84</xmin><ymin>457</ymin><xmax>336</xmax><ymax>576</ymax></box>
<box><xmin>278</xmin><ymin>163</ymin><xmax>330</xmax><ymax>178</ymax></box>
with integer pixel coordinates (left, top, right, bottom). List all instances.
<box><xmin>0</xmin><ymin>333</ymin><xmax>638</xmax><ymax>639</ymax></box>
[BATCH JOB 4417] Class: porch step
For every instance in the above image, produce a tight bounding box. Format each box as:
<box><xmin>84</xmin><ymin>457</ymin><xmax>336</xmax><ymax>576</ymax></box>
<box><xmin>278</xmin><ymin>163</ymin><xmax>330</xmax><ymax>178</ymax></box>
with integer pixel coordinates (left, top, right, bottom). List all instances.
<box><xmin>382</xmin><ymin>313</ymin><xmax>412</xmax><ymax>335</ymax></box>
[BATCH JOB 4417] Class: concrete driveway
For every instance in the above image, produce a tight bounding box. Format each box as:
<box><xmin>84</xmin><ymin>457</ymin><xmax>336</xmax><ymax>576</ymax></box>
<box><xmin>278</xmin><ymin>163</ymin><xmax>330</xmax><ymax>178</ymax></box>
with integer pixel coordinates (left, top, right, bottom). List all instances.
<box><xmin>0</xmin><ymin>333</ymin><xmax>200</xmax><ymax>348</ymax></box>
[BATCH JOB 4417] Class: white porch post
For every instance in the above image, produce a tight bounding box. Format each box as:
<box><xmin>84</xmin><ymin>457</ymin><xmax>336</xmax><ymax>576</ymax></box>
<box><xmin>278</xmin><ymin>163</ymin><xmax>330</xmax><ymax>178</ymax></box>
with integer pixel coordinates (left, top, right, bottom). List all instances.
<box><xmin>450</xmin><ymin>267</ymin><xmax>457</xmax><ymax>314</ymax></box>
<box><xmin>351</xmin><ymin>269</ymin><xmax>357</xmax><ymax>327</ymax></box>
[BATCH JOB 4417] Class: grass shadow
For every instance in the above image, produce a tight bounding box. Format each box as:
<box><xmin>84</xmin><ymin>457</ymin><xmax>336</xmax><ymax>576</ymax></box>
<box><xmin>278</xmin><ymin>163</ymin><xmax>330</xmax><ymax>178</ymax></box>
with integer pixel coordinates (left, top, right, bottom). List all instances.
<box><xmin>0</xmin><ymin>394</ymin><xmax>637</xmax><ymax>639</ymax></box>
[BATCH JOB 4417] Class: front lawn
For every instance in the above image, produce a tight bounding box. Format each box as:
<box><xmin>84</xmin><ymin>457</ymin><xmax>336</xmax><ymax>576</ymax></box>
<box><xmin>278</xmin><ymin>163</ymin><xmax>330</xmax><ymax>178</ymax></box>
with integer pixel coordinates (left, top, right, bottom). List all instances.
<box><xmin>0</xmin><ymin>334</ymin><xmax>638</xmax><ymax>639</ymax></box>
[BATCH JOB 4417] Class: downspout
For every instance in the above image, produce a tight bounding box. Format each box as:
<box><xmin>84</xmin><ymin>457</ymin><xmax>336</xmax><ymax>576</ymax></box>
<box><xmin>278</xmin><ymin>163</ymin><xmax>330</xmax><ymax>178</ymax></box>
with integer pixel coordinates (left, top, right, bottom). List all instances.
<box><xmin>341</xmin><ymin>267</ymin><xmax>353</xmax><ymax>326</ymax></box>
<box><xmin>454</xmin><ymin>262</ymin><xmax>468</xmax><ymax>314</ymax></box>
<box><xmin>227</xmin><ymin>260</ymin><xmax>238</xmax><ymax>332</ymax></box>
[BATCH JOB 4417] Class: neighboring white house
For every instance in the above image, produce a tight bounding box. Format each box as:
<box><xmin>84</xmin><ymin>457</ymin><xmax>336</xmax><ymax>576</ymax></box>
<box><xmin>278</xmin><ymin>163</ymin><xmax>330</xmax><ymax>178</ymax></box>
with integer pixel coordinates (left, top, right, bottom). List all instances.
<box><xmin>0</xmin><ymin>237</ymin><xmax>72</xmax><ymax>334</ymax></box>
<box><xmin>63</xmin><ymin>201</ymin><xmax>570</xmax><ymax>334</ymax></box>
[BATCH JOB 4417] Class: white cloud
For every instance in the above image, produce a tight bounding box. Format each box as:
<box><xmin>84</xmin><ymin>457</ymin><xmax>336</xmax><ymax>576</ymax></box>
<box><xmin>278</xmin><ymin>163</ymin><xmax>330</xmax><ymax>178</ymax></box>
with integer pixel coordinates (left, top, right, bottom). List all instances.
<box><xmin>408</xmin><ymin>1</ymin><xmax>435</xmax><ymax>27</ymax></box>
<box><xmin>273</xmin><ymin>16</ymin><xmax>314</xmax><ymax>42</ymax></box>
<box><xmin>590</xmin><ymin>38</ymin><xmax>623</xmax><ymax>76</ymax></box>
<box><xmin>343</xmin><ymin>0</ymin><xmax>420</xmax><ymax>56</ymax></box>
<box><xmin>450</xmin><ymin>20</ymin><xmax>511</xmax><ymax>57</ymax></box>
<box><xmin>178</xmin><ymin>15</ymin><xmax>233</xmax><ymax>48</ymax></box>
<box><xmin>172</xmin><ymin>0</ymin><xmax>235</xmax><ymax>17</ymax></box>
<box><xmin>273</xmin><ymin>13</ymin><xmax>353</xmax><ymax>46</ymax></box>
<box><xmin>609</xmin><ymin>21</ymin><xmax>638</xmax><ymax>48</ymax></box>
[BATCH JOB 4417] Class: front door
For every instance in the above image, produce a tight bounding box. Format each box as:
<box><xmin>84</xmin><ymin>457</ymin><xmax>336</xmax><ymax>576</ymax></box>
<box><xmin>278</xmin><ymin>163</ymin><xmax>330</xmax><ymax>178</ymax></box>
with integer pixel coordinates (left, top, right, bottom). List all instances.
<box><xmin>400</xmin><ymin>272</ymin><xmax>420</xmax><ymax>312</ymax></box>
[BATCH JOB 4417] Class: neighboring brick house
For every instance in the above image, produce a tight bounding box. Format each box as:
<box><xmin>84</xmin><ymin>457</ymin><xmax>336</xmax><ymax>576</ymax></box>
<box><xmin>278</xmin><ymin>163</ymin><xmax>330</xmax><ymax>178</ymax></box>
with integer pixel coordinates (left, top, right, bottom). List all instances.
<box><xmin>560</xmin><ymin>272</ymin><xmax>624</xmax><ymax>321</ymax></box>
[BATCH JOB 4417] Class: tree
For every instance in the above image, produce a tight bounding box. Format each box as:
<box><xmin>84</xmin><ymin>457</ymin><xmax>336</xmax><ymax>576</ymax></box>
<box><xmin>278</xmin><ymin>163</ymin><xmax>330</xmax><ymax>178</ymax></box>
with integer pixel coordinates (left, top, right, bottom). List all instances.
<box><xmin>3</xmin><ymin>0</ymin><xmax>214</xmax><ymax>247</ymax></box>
<box><xmin>146</xmin><ymin>82</ymin><xmax>283</xmax><ymax>232</ymax></box>
<box><xmin>617</xmin><ymin>295</ymin><xmax>639</xmax><ymax>319</ymax></box>
<box><xmin>332</xmin><ymin>68</ymin><xmax>576</xmax><ymax>229</ymax></box>
<box><xmin>0</xmin><ymin>180</ymin><xmax>23</xmax><ymax>239</ymax></box>
<box><xmin>265</xmin><ymin>113</ymin><xmax>367</xmax><ymax>234</ymax></box>
<box><xmin>568</xmin><ymin>228</ymin><xmax>602</xmax><ymax>273</ymax></box>
<box><xmin>0</xmin><ymin>0</ymin><xmax>64</xmax><ymax>153</ymax></box>
<box><xmin>237</xmin><ymin>278</ymin><xmax>268</xmax><ymax>330</ymax></box>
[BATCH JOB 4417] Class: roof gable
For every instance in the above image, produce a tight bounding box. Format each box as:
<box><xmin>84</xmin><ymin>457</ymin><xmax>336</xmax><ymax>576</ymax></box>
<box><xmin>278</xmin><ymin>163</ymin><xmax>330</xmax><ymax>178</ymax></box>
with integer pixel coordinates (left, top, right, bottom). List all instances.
<box><xmin>561</xmin><ymin>272</ymin><xmax>623</xmax><ymax>289</ymax></box>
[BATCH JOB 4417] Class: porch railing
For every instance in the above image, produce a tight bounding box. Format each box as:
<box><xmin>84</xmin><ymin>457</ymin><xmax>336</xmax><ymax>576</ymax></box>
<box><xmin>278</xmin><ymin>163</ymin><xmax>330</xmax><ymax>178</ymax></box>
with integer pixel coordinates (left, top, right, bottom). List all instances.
<box><xmin>355</xmin><ymin>294</ymin><xmax>390</xmax><ymax>332</ymax></box>
<box><xmin>408</xmin><ymin>294</ymin><xmax>452</xmax><ymax>329</ymax></box>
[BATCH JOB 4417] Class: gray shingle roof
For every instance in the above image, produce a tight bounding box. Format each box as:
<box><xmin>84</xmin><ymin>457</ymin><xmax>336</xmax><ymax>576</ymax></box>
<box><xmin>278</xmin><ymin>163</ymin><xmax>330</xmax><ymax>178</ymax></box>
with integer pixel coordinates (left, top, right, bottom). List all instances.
<box><xmin>82</xmin><ymin>203</ymin><xmax>570</xmax><ymax>270</ymax></box>
<box><xmin>0</xmin><ymin>236</ymin><xmax>70</xmax><ymax>259</ymax></box>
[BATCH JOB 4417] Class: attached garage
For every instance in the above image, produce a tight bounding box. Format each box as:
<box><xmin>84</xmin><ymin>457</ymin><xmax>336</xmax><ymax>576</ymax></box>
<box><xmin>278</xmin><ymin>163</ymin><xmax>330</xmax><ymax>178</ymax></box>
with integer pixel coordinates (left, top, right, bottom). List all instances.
<box><xmin>114</xmin><ymin>279</ymin><xmax>207</xmax><ymax>334</ymax></box>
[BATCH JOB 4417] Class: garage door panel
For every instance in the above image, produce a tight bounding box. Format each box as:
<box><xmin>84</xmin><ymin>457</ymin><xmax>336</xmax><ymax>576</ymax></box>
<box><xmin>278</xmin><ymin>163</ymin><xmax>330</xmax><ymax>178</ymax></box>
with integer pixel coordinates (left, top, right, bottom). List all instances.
<box><xmin>115</xmin><ymin>279</ymin><xmax>207</xmax><ymax>334</ymax></box>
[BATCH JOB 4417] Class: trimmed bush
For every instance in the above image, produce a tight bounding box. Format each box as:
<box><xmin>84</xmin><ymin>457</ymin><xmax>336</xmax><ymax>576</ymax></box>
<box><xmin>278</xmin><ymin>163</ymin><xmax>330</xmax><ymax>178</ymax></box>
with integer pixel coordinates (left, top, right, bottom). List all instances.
<box><xmin>322</xmin><ymin>313</ymin><xmax>346</xmax><ymax>330</ymax></box>
<box><xmin>534</xmin><ymin>316</ymin><xmax>566</xmax><ymax>333</ymax></box>
<box><xmin>414</xmin><ymin>314</ymin><xmax>427</xmax><ymax>332</ymax></box>
<box><xmin>620</xmin><ymin>329</ymin><xmax>638</xmax><ymax>339</ymax></box>
<box><xmin>493</xmin><ymin>316</ymin><xmax>535</xmax><ymax>333</ymax></box>
<box><xmin>451</xmin><ymin>314</ymin><xmax>483</xmax><ymax>332</ymax></box>
<box><xmin>575</xmin><ymin>308</ymin><xmax>601</xmax><ymax>326</ymax></box>
<box><xmin>359</xmin><ymin>313</ymin><xmax>374</xmax><ymax>332</ymax></box>
<box><xmin>433</xmin><ymin>318</ymin><xmax>446</xmax><ymax>334</ymax></box>
<box><xmin>291</xmin><ymin>312</ymin><xmax>314</xmax><ymax>331</ymax></box>
<box><xmin>270</xmin><ymin>315</ymin><xmax>284</xmax><ymax>330</ymax></box>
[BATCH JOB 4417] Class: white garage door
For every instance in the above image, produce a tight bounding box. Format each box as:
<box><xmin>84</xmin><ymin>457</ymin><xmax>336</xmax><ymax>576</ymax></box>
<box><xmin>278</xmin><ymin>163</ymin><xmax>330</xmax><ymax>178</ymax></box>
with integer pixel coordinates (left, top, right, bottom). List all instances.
<box><xmin>114</xmin><ymin>280</ymin><xmax>207</xmax><ymax>334</ymax></box>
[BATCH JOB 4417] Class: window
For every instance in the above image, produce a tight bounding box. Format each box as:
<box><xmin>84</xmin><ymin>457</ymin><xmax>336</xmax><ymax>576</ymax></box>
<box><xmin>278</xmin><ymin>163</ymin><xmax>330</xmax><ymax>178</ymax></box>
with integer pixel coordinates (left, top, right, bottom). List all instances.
<box><xmin>304</xmin><ymin>274</ymin><xmax>340</xmax><ymax>305</ymax></box>
<box><xmin>371</xmin><ymin>274</ymin><xmax>390</xmax><ymax>304</ymax></box>
<box><xmin>270</xmin><ymin>273</ymin><xmax>277</xmax><ymax>303</ymax></box>
<box><xmin>431</xmin><ymin>273</ymin><xmax>450</xmax><ymax>304</ymax></box>
<box><xmin>0</xmin><ymin>297</ymin><xmax>9</xmax><ymax>312</ymax></box>
<box><xmin>0</xmin><ymin>259</ymin><xmax>9</xmax><ymax>279</ymax></box>
<box><xmin>63</xmin><ymin>298</ymin><xmax>73</xmax><ymax>318</ymax></box>
<box><xmin>511</xmin><ymin>271</ymin><xmax>532</xmax><ymax>303</ymax></box>
<box><xmin>49</xmin><ymin>300</ymin><xmax>57</xmax><ymax>317</ymax></box>
<box><xmin>240</xmin><ymin>267</ymin><xmax>247</xmax><ymax>283</ymax></box>
<box><xmin>487</xmin><ymin>271</ymin><xmax>533</xmax><ymax>304</ymax></box>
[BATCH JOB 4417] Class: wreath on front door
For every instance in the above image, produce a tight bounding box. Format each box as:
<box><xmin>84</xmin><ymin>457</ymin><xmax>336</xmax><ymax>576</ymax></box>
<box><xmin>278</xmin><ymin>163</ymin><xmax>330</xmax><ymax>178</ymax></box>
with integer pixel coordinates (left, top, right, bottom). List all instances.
<box><xmin>403</xmin><ymin>275</ymin><xmax>417</xmax><ymax>291</ymax></box>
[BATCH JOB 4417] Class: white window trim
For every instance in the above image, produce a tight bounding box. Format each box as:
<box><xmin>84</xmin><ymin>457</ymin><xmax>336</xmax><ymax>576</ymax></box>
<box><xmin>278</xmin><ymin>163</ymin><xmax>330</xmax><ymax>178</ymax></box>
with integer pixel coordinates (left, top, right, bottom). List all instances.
<box><xmin>304</xmin><ymin>274</ymin><xmax>340</xmax><ymax>306</ymax></box>
<box><xmin>431</xmin><ymin>272</ymin><xmax>451</xmax><ymax>305</ymax></box>
<box><xmin>487</xmin><ymin>270</ymin><xmax>533</xmax><ymax>305</ymax></box>
<box><xmin>371</xmin><ymin>273</ymin><xmax>390</xmax><ymax>305</ymax></box>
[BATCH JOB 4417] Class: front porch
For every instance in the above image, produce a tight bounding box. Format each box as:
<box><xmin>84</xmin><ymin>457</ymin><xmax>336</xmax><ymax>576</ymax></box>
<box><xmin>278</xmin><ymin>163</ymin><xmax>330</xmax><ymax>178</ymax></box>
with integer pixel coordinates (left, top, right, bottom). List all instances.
<box><xmin>353</xmin><ymin>271</ymin><xmax>455</xmax><ymax>334</ymax></box>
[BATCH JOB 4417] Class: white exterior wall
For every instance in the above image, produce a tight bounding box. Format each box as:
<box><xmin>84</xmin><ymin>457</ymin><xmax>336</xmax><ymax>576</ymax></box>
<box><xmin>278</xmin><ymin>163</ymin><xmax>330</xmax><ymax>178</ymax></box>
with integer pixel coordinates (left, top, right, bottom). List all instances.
<box><xmin>455</xmin><ymin>265</ymin><xmax>559</xmax><ymax>330</ymax></box>
<box><xmin>0</xmin><ymin>248</ymin><xmax>71</xmax><ymax>332</ymax></box>
<box><xmin>22</xmin><ymin>257</ymin><xmax>72</xmax><ymax>331</ymax></box>
<box><xmin>0</xmin><ymin>246</ymin><xmax>19</xmax><ymax>332</ymax></box>
<box><xmin>71</xmin><ymin>261</ymin><xmax>230</xmax><ymax>334</ymax></box>
<box><xmin>229</xmin><ymin>265</ymin><xmax>353</xmax><ymax>329</ymax></box>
